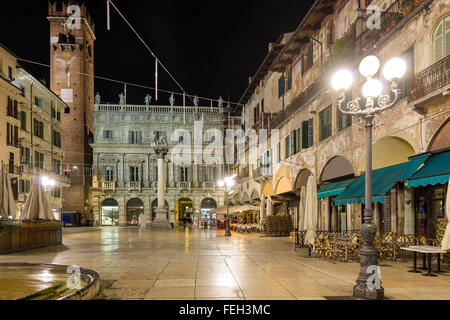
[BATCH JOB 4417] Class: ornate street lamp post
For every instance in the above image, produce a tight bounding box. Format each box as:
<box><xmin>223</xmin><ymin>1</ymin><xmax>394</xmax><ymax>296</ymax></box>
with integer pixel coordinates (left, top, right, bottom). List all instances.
<box><xmin>218</xmin><ymin>175</ymin><xmax>236</xmax><ymax>237</ymax></box>
<box><xmin>332</xmin><ymin>55</ymin><xmax>407</xmax><ymax>300</ymax></box>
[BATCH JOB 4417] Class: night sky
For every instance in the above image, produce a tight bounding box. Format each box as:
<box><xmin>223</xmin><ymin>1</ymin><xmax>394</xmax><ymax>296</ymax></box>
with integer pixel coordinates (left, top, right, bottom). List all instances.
<box><xmin>1</xmin><ymin>0</ymin><xmax>315</xmax><ymax>107</ymax></box>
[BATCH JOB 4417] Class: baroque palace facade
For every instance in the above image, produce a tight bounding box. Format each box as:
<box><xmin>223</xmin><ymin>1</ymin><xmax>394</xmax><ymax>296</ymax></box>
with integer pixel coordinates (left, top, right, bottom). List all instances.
<box><xmin>0</xmin><ymin>43</ymin><xmax>69</xmax><ymax>219</ymax></box>
<box><xmin>235</xmin><ymin>0</ymin><xmax>450</xmax><ymax>239</ymax></box>
<box><xmin>90</xmin><ymin>100</ymin><xmax>228</xmax><ymax>227</ymax></box>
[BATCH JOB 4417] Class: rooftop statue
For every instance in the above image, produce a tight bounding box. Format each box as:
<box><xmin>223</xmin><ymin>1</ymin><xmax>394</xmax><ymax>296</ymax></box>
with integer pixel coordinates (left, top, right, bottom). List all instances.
<box><xmin>169</xmin><ymin>93</ymin><xmax>175</xmax><ymax>107</ymax></box>
<box><xmin>193</xmin><ymin>95</ymin><xmax>199</xmax><ymax>107</ymax></box>
<box><xmin>119</xmin><ymin>93</ymin><xmax>125</xmax><ymax>105</ymax></box>
<box><xmin>95</xmin><ymin>93</ymin><xmax>101</xmax><ymax>105</ymax></box>
<box><xmin>145</xmin><ymin>94</ymin><xmax>152</xmax><ymax>106</ymax></box>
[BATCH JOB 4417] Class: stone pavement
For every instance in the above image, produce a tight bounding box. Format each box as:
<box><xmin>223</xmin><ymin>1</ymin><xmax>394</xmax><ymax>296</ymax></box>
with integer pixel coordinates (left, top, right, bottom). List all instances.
<box><xmin>0</xmin><ymin>227</ymin><xmax>449</xmax><ymax>300</ymax></box>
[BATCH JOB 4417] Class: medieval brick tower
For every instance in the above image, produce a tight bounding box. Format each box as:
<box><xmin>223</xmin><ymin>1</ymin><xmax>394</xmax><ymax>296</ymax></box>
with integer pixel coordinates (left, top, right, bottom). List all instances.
<box><xmin>48</xmin><ymin>1</ymin><xmax>95</xmax><ymax>221</ymax></box>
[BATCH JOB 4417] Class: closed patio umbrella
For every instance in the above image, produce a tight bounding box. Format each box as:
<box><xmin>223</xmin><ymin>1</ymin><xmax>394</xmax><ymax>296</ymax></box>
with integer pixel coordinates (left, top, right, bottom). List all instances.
<box><xmin>304</xmin><ymin>176</ymin><xmax>318</xmax><ymax>246</ymax></box>
<box><xmin>20</xmin><ymin>180</ymin><xmax>55</xmax><ymax>221</ymax></box>
<box><xmin>0</xmin><ymin>170</ymin><xmax>16</xmax><ymax>219</ymax></box>
<box><xmin>266</xmin><ymin>196</ymin><xmax>273</xmax><ymax>217</ymax></box>
<box><xmin>441</xmin><ymin>178</ymin><xmax>450</xmax><ymax>251</ymax></box>
<box><xmin>260</xmin><ymin>194</ymin><xmax>265</xmax><ymax>225</ymax></box>
<box><xmin>299</xmin><ymin>186</ymin><xmax>306</xmax><ymax>231</ymax></box>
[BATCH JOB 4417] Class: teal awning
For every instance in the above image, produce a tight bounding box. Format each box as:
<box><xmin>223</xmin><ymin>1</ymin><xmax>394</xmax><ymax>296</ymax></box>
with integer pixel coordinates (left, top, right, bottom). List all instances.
<box><xmin>334</xmin><ymin>162</ymin><xmax>409</xmax><ymax>206</ymax></box>
<box><xmin>408</xmin><ymin>151</ymin><xmax>450</xmax><ymax>188</ymax></box>
<box><xmin>399</xmin><ymin>153</ymin><xmax>431</xmax><ymax>181</ymax></box>
<box><xmin>317</xmin><ymin>178</ymin><xmax>356</xmax><ymax>199</ymax></box>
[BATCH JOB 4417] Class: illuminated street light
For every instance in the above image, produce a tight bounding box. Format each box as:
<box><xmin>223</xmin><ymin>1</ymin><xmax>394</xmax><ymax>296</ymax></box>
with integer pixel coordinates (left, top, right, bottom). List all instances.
<box><xmin>217</xmin><ymin>175</ymin><xmax>236</xmax><ymax>237</ymax></box>
<box><xmin>332</xmin><ymin>55</ymin><xmax>406</xmax><ymax>300</ymax></box>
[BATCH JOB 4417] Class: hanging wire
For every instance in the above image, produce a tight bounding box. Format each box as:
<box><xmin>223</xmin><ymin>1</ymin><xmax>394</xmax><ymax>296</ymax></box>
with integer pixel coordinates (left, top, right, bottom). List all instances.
<box><xmin>2</xmin><ymin>52</ymin><xmax>243</xmax><ymax>107</ymax></box>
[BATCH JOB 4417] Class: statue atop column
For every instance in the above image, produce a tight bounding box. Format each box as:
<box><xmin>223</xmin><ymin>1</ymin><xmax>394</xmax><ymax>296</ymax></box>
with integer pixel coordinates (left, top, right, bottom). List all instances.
<box><xmin>169</xmin><ymin>93</ymin><xmax>175</xmax><ymax>107</ymax></box>
<box><xmin>145</xmin><ymin>94</ymin><xmax>152</xmax><ymax>105</ymax></box>
<box><xmin>218</xmin><ymin>96</ymin><xmax>224</xmax><ymax>108</ymax></box>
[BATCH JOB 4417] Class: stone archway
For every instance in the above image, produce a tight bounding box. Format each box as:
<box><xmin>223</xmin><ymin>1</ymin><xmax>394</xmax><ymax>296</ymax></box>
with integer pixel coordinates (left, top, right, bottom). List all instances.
<box><xmin>294</xmin><ymin>169</ymin><xmax>313</xmax><ymax>191</ymax></box>
<box><xmin>101</xmin><ymin>198</ymin><xmax>119</xmax><ymax>226</ymax></box>
<box><xmin>177</xmin><ymin>198</ymin><xmax>194</xmax><ymax>223</ymax></box>
<box><xmin>320</xmin><ymin>156</ymin><xmax>354</xmax><ymax>183</ymax></box>
<box><xmin>428</xmin><ymin>117</ymin><xmax>450</xmax><ymax>152</ymax></box>
<box><xmin>241</xmin><ymin>192</ymin><xmax>250</xmax><ymax>204</ymax></box>
<box><xmin>262</xmin><ymin>182</ymin><xmax>274</xmax><ymax>197</ymax></box>
<box><xmin>357</xmin><ymin>136</ymin><xmax>416</xmax><ymax>174</ymax></box>
<box><xmin>250</xmin><ymin>189</ymin><xmax>260</xmax><ymax>202</ymax></box>
<box><xmin>126</xmin><ymin>198</ymin><xmax>144</xmax><ymax>226</ymax></box>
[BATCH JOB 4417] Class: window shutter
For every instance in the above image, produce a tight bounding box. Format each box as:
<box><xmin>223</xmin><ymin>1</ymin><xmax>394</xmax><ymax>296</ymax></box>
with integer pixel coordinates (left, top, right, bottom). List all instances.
<box><xmin>138</xmin><ymin>131</ymin><xmax>142</xmax><ymax>144</ymax></box>
<box><xmin>446</xmin><ymin>16</ymin><xmax>450</xmax><ymax>58</ymax></box>
<box><xmin>434</xmin><ymin>18</ymin><xmax>444</xmax><ymax>63</ymax></box>
<box><xmin>301</xmin><ymin>53</ymin><xmax>305</xmax><ymax>75</ymax></box>
<box><xmin>296</xmin><ymin>128</ymin><xmax>301</xmax><ymax>153</ymax></box>
<box><xmin>128</xmin><ymin>131</ymin><xmax>132</xmax><ymax>144</ymax></box>
<box><xmin>302</xmin><ymin>121</ymin><xmax>308</xmax><ymax>149</ymax></box>
<box><xmin>308</xmin><ymin>118</ymin><xmax>314</xmax><ymax>148</ymax></box>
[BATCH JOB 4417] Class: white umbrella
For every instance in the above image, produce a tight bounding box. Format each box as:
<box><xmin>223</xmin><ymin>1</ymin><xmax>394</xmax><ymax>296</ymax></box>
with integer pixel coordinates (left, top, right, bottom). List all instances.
<box><xmin>0</xmin><ymin>170</ymin><xmax>16</xmax><ymax>219</ymax></box>
<box><xmin>20</xmin><ymin>180</ymin><xmax>54</xmax><ymax>221</ymax></box>
<box><xmin>266</xmin><ymin>196</ymin><xmax>273</xmax><ymax>217</ymax></box>
<box><xmin>299</xmin><ymin>186</ymin><xmax>306</xmax><ymax>231</ymax></box>
<box><xmin>260</xmin><ymin>194</ymin><xmax>266</xmax><ymax>225</ymax></box>
<box><xmin>441</xmin><ymin>178</ymin><xmax>450</xmax><ymax>251</ymax></box>
<box><xmin>304</xmin><ymin>176</ymin><xmax>318</xmax><ymax>246</ymax></box>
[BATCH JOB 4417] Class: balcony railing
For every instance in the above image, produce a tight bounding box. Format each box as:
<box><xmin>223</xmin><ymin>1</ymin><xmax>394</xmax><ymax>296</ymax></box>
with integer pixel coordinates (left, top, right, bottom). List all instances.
<box><xmin>102</xmin><ymin>181</ymin><xmax>117</xmax><ymax>190</ymax></box>
<box><xmin>178</xmin><ymin>182</ymin><xmax>191</xmax><ymax>190</ymax></box>
<box><xmin>408</xmin><ymin>55</ymin><xmax>450</xmax><ymax>104</ymax></box>
<box><xmin>253</xmin><ymin>166</ymin><xmax>273</xmax><ymax>181</ymax></box>
<box><xmin>356</xmin><ymin>0</ymin><xmax>428</xmax><ymax>50</ymax></box>
<box><xmin>95</xmin><ymin>104</ymin><xmax>224</xmax><ymax>115</ymax></box>
<box><xmin>202</xmin><ymin>182</ymin><xmax>215</xmax><ymax>190</ymax></box>
<box><xmin>128</xmin><ymin>181</ymin><xmax>142</xmax><ymax>190</ymax></box>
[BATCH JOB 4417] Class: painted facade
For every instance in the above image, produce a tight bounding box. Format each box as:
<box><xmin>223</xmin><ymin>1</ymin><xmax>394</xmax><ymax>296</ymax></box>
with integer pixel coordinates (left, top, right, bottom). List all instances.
<box><xmin>235</xmin><ymin>0</ymin><xmax>450</xmax><ymax>236</ymax></box>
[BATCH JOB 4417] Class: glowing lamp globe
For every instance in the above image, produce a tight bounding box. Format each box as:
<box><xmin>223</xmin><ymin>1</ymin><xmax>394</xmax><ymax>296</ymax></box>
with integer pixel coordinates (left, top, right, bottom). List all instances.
<box><xmin>383</xmin><ymin>57</ymin><xmax>407</xmax><ymax>81</ymax></box>
<box><xmin>217</xmin><ymin>180</ymin><xmax>225</xmax><ymax>188</ymax></box>
<box><xmin>362</xmin><ymin>79</ymin><xmax>383</xmax><ymax>98</ymax></box>
<box><xmin>332</xmin><ymin>69</ymin><xmax>353</xmax><ymax>91</ymax></box>
<box><xmin>40</xmin><ymin>176</ymin><xmax>49</xmax><ymax>187</ymax></box>
<box><xmin>359</xmin><ymin>56</ymin><xmax>380</xmax><ymax>78</ymax></box>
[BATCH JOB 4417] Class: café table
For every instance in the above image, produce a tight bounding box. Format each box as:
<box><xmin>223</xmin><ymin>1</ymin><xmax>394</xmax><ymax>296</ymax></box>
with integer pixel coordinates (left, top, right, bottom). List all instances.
<box><xmin>401</xmin><ymin>246</ymin><xmax>448</xmax><ymax>277</ymax></box>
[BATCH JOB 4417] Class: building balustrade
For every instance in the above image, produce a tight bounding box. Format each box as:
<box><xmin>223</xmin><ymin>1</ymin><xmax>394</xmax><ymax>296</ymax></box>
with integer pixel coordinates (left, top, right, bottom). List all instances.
<box><xmin>202</xmin><ymin>182</ymin><xmax>215</xmax><ymax>190</ymax></box>
<box><xmin>253</xmin><ymin>166</ymin><xmax>272</xmax><ymax>181</ymax></box>
<box><xmin>178</xmin><ymin>182</ymin><xmax>191</xmax><ymax>190</ymax></box>
<box><xmin>95</xmin><ymin>104</ymin><xmax>224</xmax><ymax>115</ymax></box>
<box><xmin>408</xmin><ymin>55</ymin><xmax>450</xmax><ymax>104</ymax></box>
<box><xmin>102</xmin><ymin>181</ymin><xmax>117</xmax><ymax>190</ymax></box>
<box><xmin>128</xmin><ymin>181</ymin><xmax>142</xmax><ymax>190</ymax></box>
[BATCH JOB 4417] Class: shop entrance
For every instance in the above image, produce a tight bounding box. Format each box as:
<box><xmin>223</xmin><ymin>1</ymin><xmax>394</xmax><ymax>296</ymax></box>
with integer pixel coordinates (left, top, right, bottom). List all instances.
<box><xmin>126</xmin><ymin>198</ymin><xmax>144</xmax><ymax>226</ymax></box>
<box><xmin>201</xmin><ymin>198</ymin><xmax>217</xmax><ymax>229</ymax></box>
<box><xmin>415</xmin><ymin>186</ymin><xmax>447</xmax><ymax>241</ymax></box>
<box><xmin>177</xmin><ymin>198</ymin><xmax>193</xmax><ymax>225</ymax></box>
<box><xmin>101</xmin><ymin>198</ymin><xmax>119</xmax><ymax>226</ymax></box>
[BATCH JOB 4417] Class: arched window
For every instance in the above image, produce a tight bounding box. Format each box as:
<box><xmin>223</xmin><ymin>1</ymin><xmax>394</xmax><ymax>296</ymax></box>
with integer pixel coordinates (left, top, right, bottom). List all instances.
<box><xmin>327</xmin><ymin>20</ymin><xmax>335</xmax><ymax>49</ymax></box>
<box><xmin>433</xmin><ymin>16</ymin><xmax>450</xmax><ymax>63</ymax></box>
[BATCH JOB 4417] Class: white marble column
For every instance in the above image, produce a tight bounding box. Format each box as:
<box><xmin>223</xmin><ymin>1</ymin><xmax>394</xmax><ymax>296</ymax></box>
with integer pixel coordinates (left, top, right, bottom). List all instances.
<box><xmin>152</xmin><ymin>147</ymin><xmax>169</xmax><ymax>228</ymax></box>
<box><xmin>158</xmin><ymin>157</ymin><xmax>165</xmax><ymax>208</ymax></box>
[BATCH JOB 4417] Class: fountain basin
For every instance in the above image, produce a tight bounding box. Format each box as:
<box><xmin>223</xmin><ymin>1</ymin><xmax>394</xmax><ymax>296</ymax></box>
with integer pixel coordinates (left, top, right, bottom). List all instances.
<box><xmin>0</xmin><ymin>263</ymin><xmax>100</xmax><ymax>300</ymax></box>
